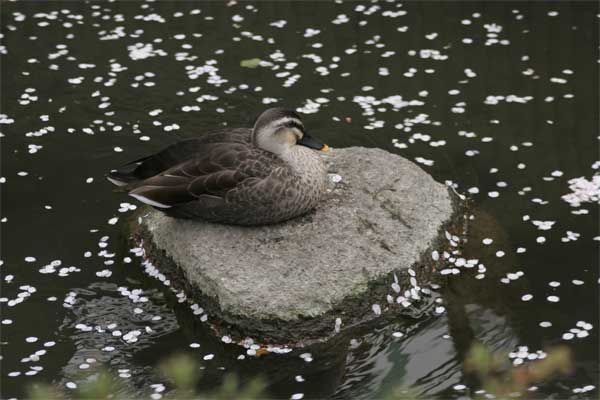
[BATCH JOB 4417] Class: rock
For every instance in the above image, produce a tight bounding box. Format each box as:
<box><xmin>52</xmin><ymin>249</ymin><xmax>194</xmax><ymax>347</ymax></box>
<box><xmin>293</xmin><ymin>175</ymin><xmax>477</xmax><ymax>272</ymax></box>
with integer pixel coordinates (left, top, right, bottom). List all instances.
<box><xmin>132</xmin><ymin>147</ymin><xmax>464</xmax><ymax>345</ymax></box>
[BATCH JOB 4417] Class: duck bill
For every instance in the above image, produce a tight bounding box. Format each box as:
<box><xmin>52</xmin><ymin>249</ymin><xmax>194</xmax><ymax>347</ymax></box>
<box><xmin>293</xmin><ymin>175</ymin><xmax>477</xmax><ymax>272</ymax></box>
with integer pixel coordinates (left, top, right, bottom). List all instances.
<box><xmin>298</xmin><ymin>132</ymin><xmax>330</xmax><ymax>152</ymax></box>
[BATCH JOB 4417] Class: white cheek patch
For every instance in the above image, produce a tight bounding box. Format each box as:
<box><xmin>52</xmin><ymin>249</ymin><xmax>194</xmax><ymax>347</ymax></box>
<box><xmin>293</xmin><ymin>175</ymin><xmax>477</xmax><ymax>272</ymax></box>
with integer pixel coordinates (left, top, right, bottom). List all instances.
<box><xmin>129</xmin><ymin>193</ymin><xmax>172</xmax><ymax>208</ymax></box>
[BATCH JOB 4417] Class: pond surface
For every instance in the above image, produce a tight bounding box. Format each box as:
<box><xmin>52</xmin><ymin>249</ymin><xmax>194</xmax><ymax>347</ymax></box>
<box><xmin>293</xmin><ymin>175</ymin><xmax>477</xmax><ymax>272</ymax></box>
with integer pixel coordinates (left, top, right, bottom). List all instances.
<box><xmin>1</xmin><ymin>1</ymin><xmax>598</xmax><ymax>399</ymax></box>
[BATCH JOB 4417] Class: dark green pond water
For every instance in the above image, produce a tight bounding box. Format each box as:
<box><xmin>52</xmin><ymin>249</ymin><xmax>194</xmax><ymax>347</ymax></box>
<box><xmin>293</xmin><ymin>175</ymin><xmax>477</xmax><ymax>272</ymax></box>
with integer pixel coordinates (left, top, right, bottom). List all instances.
<box><xmin>1</xmin><ymin>1</ymin><xmax>598</xmax><ymax>399</ymax></box>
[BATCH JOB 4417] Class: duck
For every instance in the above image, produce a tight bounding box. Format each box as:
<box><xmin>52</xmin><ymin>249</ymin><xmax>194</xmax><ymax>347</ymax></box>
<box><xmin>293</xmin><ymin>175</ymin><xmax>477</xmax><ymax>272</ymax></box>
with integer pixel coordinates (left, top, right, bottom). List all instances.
<box><xmin>107</xmin><ymin>108</ymin><xmax>331</xmax><ymax>226</ymax></box>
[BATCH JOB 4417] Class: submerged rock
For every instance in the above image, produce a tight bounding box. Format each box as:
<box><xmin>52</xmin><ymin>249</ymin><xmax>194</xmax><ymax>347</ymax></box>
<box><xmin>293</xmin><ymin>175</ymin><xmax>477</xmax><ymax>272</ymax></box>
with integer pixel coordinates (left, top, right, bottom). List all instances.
<box><xmin>132</xmin><ymin>147</ymin><xmax>463</xmax><ymax>345</ymax></box>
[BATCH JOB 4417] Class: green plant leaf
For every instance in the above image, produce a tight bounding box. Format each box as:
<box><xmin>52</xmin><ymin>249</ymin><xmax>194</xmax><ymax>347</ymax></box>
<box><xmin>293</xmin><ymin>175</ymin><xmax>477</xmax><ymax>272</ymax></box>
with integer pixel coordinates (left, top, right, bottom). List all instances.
<box><xmin>240</xmin><ymin>58</ymin><xmax>262</xmax><ymax>68</ymax></box>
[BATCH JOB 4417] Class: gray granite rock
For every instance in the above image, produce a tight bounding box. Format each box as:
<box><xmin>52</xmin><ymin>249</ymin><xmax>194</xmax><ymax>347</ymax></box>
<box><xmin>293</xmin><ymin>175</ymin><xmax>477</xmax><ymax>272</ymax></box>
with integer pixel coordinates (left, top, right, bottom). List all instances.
<box><xmin>132</xmin><ymin>147</ymin><xmax>463</xmax><ymax>345</ymax></box>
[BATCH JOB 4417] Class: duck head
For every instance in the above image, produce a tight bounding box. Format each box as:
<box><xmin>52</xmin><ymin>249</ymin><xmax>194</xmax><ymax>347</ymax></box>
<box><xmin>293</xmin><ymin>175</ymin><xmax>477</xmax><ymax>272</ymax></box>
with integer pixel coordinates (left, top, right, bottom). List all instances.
<box><xmin>252</xmin><ymin>108</ymin><xmax>330</xmax><ymax>155</ymax></box>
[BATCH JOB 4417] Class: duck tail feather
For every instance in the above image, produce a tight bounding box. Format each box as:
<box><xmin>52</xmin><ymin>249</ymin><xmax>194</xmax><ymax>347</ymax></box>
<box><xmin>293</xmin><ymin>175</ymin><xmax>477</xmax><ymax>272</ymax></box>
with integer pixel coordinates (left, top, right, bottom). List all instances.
<box><xmin>106</xmin><ymin>156</ymin><xmax>151</xmax><ymax>188</ymax></box>
<box><xmin>106</xmin><ymin>170</ymin><xmax>138</xmax><ymax>188</ymax></box>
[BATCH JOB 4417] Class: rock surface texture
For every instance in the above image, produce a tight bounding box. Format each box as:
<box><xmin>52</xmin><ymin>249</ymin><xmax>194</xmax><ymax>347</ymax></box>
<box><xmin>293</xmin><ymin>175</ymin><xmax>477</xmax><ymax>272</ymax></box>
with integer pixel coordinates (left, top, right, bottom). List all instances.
<box><xmin>134</xmin><ymin>147</ymin><xmax>462</xmax><ymax>345</ymax></box>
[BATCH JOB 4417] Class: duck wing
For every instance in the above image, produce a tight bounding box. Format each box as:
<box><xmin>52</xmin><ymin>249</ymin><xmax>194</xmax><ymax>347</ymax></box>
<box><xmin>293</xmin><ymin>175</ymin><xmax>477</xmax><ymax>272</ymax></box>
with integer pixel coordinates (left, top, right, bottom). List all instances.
<box><xmin>107</xmin><ymin>128</ymin><xmax>251</xmax><ymax>185</ymax></box>
<box><xmin>126</xmin><ymin>142</ymin><xmax>281</xmax><ymax>209</ymax></box>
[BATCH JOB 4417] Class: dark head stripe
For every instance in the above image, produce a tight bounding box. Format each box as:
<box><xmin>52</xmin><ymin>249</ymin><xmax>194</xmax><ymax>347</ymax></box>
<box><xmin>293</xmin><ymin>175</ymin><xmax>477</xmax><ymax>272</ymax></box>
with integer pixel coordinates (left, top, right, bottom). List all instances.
<box><xmin>253</xmin><ymin>108</ymin><xmax>304</xmax><ymax>133</ymax></box>
<box><xmin>279</xmin><ymin>120</ymin><xmax>304</xmax><ymax>132</ymax></box>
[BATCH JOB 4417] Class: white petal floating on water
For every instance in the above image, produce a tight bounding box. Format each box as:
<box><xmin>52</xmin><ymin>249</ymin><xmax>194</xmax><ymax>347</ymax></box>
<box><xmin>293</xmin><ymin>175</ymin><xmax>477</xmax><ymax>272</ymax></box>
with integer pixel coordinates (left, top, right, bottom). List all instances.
<box><xmin>221</xmin><ymin>336</ymin><xmax>232</xmax><ymax>344</ymax></box>
<box><xmin>372</xmin><ymin>304</ymin><xmax>382</xmax><ymax>315</ymax></box>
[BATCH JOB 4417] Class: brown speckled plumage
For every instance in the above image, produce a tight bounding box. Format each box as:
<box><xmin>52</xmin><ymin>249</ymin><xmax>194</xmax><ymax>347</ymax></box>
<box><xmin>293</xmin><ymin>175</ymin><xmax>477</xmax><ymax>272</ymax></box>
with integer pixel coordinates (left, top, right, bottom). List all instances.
<box><xmin>107</xmin><ymin>109</ymin><xmax>328</xmax><ymax>226</ymax></box>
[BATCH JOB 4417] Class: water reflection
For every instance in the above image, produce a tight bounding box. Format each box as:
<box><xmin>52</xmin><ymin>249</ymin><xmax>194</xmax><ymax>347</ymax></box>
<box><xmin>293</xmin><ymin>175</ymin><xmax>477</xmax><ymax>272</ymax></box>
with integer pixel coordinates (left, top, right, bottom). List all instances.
<box><xmin>333</xmin><ymin>206</ymin><xmax>528</xmax><ymax>399</ymax></box>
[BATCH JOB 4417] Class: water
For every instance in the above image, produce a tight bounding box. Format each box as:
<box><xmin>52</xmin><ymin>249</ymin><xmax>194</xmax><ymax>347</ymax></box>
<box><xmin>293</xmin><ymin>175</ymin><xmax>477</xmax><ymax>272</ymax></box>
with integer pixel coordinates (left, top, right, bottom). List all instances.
<box><xmin>1</xmin><ymin>1</ymin><xmax>598</xmax><ymax>398</ymax></box>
